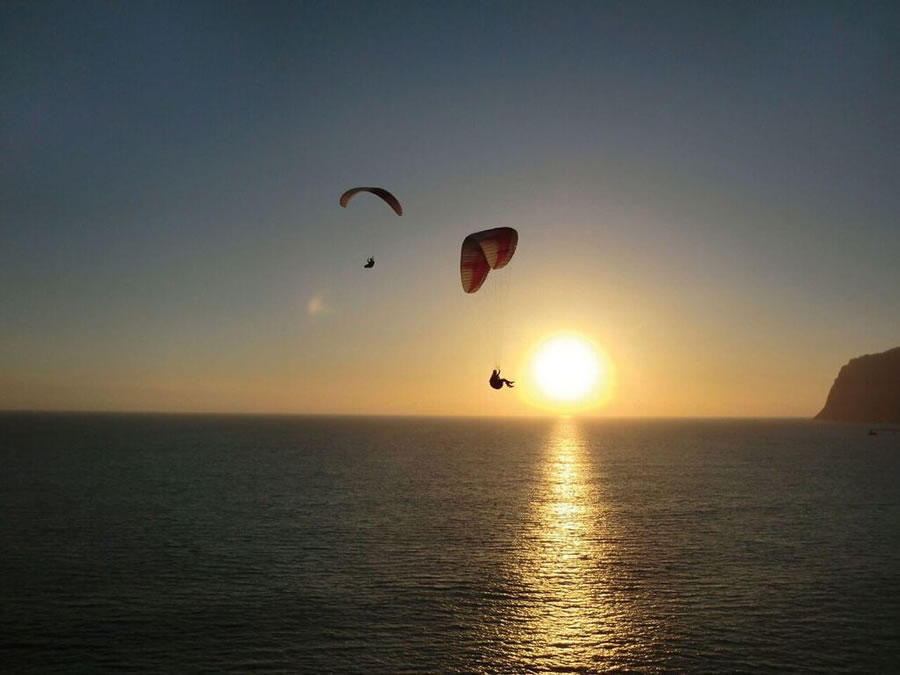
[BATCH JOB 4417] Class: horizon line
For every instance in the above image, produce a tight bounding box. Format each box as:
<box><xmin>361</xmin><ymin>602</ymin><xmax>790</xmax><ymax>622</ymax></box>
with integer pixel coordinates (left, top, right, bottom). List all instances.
<box><xmin>0</xmin><ymin>408</ymin><xmax>818</xmax><ymax>421</ymax></box>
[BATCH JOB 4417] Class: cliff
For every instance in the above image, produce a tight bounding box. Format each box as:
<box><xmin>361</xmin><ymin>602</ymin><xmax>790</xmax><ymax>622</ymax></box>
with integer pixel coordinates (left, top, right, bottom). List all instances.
<box><xmin>815</xmin><ymin>346</ymin><xmax>900</xmax><ymax>423</ymax></box>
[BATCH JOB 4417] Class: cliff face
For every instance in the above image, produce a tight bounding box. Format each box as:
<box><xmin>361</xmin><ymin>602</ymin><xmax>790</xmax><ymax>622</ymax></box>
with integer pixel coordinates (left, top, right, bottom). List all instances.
<box><xmin>816</xmin><ymin>346</ymin><xmax>900</xmax><ymax>423</ymax></box>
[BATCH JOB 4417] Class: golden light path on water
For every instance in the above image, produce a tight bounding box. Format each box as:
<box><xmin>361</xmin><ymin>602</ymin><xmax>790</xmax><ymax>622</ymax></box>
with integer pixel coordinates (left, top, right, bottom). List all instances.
<box><xmin>502</xmin><ymin>417</ymin><xmax>637</xmax><ymax>671</ymax></box>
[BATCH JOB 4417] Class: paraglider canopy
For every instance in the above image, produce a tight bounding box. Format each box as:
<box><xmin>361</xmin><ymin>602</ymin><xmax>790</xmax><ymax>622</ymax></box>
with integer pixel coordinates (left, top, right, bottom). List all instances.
<box><xmin>460</xmin><ymin>227</ymin><xmax>518</xmax><ymax>293</ymax></box>
<box><xmin>339</xmin><ymin>187</ymin><xmax>403</xmax><ymax>216</ymax></box>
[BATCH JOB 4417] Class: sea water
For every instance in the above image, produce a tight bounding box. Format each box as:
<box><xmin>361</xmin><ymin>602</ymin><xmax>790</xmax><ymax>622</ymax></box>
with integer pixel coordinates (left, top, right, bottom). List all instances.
<box><xmin>1</xmin><ymin>414</ymin><xmax>898</xmax><ymax>673</ymax></box>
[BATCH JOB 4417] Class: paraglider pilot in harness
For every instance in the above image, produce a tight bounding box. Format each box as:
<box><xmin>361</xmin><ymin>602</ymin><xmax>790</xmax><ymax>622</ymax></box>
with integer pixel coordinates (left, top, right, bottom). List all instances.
<box><xmin>490</xmin><ymin>369</ymin><xmax>514</xmax><ymax>389</ymax></box>
<box><xmin>364</xmin><ymin>257</ymin><xmax>375</xmax><ymax>268</ymax></box>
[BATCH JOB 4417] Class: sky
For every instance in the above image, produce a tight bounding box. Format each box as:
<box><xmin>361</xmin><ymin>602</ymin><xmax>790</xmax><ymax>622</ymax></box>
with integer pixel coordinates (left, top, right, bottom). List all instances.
<box><xmin>2</xmin><ymin>0</ymin><xmax>898</xmax><ymax>416</ymax></box>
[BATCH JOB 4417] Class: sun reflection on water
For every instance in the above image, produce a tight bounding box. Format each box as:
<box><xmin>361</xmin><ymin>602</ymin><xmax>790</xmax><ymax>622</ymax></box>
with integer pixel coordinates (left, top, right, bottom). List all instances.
<box><xmin>507</xmin><ymin>417</ymin><xmax>629</xmax><ymax>671</ymax></box>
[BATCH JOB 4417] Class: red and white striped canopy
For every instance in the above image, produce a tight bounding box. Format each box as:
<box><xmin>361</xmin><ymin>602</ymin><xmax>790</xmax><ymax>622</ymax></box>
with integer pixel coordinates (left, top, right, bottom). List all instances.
<box><xmin>460</xmin><ymin>227</ymin><xmax>518</xmax><ymax>294</ymax></box>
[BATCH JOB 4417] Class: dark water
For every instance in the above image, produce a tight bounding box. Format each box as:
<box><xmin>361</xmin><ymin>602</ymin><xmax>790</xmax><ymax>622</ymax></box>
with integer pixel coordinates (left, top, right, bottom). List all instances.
<box><xmin>1</xmin><ymin>414</ymin><xmax>899</xmax><ymax>673</ymax></box>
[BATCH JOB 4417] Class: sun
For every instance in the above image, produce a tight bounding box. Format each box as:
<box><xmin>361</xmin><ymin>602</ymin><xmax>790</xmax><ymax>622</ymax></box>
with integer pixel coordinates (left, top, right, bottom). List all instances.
<box><xmin>532</xmin><ymin>334</ymin><xmax>610</xmax><ymax>406</ymax></box>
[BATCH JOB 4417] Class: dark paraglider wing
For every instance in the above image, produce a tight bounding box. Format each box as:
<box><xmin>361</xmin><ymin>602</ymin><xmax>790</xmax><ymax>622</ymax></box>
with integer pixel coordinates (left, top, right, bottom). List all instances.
<box><xmin>339</xmin><ymin>187</ymin><xmax>403</xmax><ymax>216</ymax></box>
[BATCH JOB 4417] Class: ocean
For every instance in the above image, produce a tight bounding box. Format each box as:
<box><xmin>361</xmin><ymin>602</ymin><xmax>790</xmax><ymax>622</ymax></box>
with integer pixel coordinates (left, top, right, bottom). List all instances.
<box><xmin>1</xmin><ymin>414</ymin><xmax>898</xmax><ymax>673</ymax></box>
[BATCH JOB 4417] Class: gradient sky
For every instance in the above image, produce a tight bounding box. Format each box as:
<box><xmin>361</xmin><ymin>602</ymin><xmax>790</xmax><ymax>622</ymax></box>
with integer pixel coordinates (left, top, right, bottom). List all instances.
<box><xmin>2</xmin><ymin>0</ymin><xmax>898</xmax><ymax>416</ymax></box>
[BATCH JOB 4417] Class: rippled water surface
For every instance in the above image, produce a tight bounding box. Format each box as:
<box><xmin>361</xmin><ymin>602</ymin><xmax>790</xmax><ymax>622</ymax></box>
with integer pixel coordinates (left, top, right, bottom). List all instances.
<box><xmin>2</xmin><ymin>414</ymin><xmax>899</xmax><ymax>673</ymax></box>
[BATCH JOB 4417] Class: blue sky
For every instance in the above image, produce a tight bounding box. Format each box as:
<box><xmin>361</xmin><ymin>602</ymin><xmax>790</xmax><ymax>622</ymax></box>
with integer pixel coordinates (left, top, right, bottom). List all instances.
<box><xmin>2</xmin><ymin>1</ymin><xmax>898</xmax><ymax>414</ymax></box>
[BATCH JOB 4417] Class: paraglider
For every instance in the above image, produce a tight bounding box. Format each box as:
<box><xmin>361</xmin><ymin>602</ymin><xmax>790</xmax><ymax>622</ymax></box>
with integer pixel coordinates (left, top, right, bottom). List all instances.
<box><xmin>339</xmin><ymin>187</ymin><xmax>403</xmax><ymax>216</ymax></box>
<box><xmin>489</xmin><ymin>369</ymin><xmax>514</xmax><ymax>389</ymax></box>
<box><xmin>340</xmin><ymin>187</ymin><xmax>402</xmax><ymax>268</ymax></box>
<box><xmin>460</xmin><ymin>227</ymin><xmax>519</xmax><ymax>389</ymax></box>
<box><xmin>460</xmin><ymin>227</ymin><xmax>518</xmax><ymax>294</ymax></box>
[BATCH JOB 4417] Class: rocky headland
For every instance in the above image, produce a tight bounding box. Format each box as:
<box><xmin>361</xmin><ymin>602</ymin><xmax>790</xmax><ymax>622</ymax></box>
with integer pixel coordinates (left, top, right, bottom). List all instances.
<box><xmin>816</xmin><ymin>346</ymin><xmax>900</xmax><ymax>424</ymax></box>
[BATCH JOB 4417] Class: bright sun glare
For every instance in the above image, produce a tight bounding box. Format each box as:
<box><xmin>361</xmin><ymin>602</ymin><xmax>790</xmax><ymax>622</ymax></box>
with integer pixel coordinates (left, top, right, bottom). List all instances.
<box><xmin>533</xmin><ymin>335</ymin><xmax>606</xmax><ymax>403</ymax></box>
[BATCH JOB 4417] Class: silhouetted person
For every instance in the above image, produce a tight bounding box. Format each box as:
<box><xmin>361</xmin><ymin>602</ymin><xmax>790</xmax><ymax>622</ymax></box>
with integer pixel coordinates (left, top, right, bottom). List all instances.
<box><xmin>490</xmin><ymin>369</ymin><xmax>514</xmax><ymax>389</ymax></box>
<box><xmin>364</xmin><ymin>257</ymin><xmax>375</xmax><ymax>268</ymax></box>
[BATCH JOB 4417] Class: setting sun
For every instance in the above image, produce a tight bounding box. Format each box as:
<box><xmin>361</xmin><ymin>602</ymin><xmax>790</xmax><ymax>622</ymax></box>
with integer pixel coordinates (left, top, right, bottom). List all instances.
<box><xmin>532</xmin><ymin>335</ymin><xmax>610</xmax><ymax>405</ymax></box>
